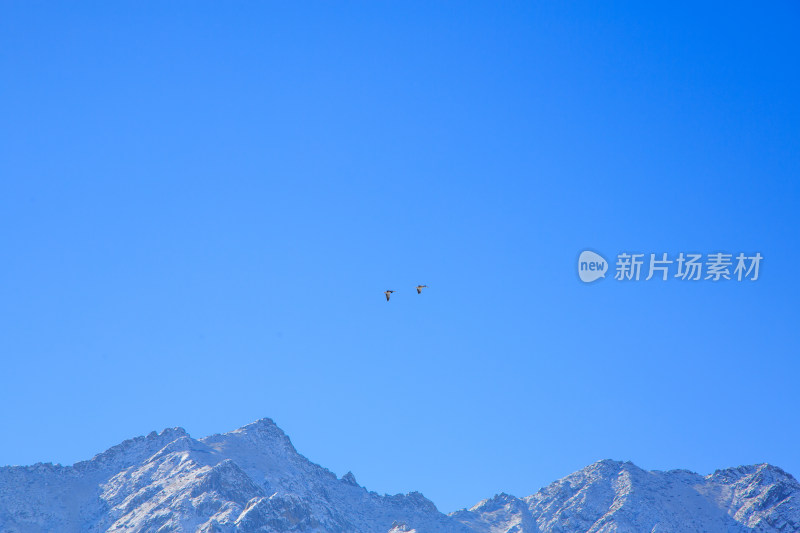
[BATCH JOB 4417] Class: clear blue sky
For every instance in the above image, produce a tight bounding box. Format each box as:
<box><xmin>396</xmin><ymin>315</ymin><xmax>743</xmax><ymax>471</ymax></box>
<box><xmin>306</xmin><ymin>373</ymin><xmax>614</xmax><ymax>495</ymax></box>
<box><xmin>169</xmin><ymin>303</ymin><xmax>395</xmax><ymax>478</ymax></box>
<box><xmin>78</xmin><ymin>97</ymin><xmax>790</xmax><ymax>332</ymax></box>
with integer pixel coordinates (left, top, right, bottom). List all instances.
<box><xmin>1</xmin><ymin>1</ymin><xmax>798</xmax><ymax>513</ymax></box>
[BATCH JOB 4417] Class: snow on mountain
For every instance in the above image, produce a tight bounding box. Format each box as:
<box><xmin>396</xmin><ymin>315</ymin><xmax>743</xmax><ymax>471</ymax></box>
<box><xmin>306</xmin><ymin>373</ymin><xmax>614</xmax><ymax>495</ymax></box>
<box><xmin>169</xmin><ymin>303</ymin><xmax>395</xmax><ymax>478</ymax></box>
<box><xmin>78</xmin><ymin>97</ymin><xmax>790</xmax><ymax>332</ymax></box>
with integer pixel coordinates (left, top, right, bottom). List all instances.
<box><xmin>451</xmin><ymin>460</ymin><xmax>800</xmax><ymax>533</ymax></box>
<box><xmin>0</xmin><ymin>419</ymin><xmax>467</xmax><ymax>533</ymax></box>
<box><xmin>0</xmin><ymin>420</ymin><xmax>798</xmax><ymax>532</ymax></box>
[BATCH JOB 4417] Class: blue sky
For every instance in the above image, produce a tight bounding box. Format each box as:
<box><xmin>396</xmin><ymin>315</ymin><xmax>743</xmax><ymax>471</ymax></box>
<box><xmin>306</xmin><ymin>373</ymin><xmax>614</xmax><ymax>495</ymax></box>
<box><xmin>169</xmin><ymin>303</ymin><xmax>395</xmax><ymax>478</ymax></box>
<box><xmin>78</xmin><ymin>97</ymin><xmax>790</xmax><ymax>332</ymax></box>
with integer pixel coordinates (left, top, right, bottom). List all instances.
<box><xmin>1</xmin><ymin>1</ymin><xmax>798</xmax><ymax>513</ymax></box>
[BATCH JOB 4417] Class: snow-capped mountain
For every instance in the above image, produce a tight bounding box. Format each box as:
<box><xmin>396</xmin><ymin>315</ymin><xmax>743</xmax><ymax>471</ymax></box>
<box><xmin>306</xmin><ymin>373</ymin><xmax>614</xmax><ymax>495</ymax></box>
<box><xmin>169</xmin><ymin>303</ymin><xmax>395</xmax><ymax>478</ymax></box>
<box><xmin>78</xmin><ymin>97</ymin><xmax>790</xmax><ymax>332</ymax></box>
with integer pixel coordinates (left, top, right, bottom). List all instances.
<box><xmin>452</xmin><ymin>460</ymin><xmax>800</xmax><ymax>533</ymax></box>
<box><xmin>0</xmin><ymin>419</ymin><xmax>797</xmax><ymax>532</ymax></box>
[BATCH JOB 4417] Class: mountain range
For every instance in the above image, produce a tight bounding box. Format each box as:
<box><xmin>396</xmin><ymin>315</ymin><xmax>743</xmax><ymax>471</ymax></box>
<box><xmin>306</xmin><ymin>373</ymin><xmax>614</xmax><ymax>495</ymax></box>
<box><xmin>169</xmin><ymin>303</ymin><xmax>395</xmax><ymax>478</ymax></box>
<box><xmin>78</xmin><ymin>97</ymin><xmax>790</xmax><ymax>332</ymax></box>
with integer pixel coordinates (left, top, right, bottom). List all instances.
<box><xmin>0</xmin><ymin>418</ymin><xmax>797</xmax><ymax>532</ymax></box>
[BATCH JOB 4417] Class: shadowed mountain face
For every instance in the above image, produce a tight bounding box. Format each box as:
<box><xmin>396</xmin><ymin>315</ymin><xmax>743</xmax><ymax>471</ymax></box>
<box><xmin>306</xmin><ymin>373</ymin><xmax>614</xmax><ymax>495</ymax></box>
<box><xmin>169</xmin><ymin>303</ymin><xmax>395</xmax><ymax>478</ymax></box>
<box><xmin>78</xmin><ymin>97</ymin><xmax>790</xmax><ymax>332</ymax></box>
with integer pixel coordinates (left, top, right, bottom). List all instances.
<box><xmin>0</xmin><ymin>420</ymin><xmax>797</xmax><ymax>533</ymax></box>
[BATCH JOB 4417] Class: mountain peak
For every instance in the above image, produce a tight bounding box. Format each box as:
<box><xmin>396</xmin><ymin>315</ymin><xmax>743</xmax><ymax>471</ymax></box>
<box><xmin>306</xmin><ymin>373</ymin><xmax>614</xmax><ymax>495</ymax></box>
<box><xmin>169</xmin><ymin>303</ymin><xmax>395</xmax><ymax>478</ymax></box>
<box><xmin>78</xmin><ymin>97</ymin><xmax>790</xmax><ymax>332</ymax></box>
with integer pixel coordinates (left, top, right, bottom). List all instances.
<box><xmin>342</xmin><ymin>471</ymin><xmax>359</xmax><ymax>486</ymax></box>
<box><xmin>230</xmin><ymin>417</ymin><xmax>294</xmax><ymax>448</ymax></box>
<box><xmin>241</xmin><ymin>417</ymin><xmax>279</xmax><ymax>430</ymax></box>
<box><xmin>146</xmin><ymin>427</ymin><xmax>188</xmax><ymax>440</ymax></box>
<box><xmin>708</xmin><ymin>462</ymin><xmax>799</xmax><ymax>487</ymax></box>
<box><xmin>199</xmin><ymin>417</ymin><xmax>299</xmax><ymax>461</ymax></box>
<box><xmin>73</xmin><ymin>426</ymin><xmax>189</xmax><ymax>472</ymax></box>
<box><xmin>4</xmin><ymin>421</ymin><xmax>799</xmax><ymax>533</ymax></box>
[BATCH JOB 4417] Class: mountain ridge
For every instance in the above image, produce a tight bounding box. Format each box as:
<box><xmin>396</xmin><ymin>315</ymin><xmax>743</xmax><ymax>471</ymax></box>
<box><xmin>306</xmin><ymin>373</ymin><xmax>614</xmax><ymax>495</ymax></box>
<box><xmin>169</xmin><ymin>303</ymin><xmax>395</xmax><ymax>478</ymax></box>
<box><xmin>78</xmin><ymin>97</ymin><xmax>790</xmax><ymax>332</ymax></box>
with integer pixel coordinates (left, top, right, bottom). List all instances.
<box><xmin>0</xmin><ymin>419</ymin><xmax>797</xmax><ymax>532</ymax></box>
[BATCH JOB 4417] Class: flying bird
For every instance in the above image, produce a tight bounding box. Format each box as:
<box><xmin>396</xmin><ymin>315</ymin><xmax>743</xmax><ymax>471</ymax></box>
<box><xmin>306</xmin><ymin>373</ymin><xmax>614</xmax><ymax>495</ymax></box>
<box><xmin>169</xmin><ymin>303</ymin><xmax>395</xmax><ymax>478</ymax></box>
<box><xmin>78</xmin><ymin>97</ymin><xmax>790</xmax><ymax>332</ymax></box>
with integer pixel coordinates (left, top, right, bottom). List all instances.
<box><xmin>384</xmin><ymin>290</ymin><xmax>395</xmax><ymax>302</ymax></box>
<box><xmin>415</xmin><ymin>285</ymin><xmax>428</xmax><ymax>294</ymax></box>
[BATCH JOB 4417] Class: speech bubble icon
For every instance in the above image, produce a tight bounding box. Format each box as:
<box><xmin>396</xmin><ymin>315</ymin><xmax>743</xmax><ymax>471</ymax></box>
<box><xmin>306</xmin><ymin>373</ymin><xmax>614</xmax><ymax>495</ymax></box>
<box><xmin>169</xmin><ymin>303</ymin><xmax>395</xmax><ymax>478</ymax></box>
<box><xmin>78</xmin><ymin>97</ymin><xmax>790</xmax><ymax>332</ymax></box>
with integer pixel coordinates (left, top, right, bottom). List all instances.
<box><xmin>578</xmin><ymin>250</ymin><xmax>608</xmax><ymax>283</ymax></box>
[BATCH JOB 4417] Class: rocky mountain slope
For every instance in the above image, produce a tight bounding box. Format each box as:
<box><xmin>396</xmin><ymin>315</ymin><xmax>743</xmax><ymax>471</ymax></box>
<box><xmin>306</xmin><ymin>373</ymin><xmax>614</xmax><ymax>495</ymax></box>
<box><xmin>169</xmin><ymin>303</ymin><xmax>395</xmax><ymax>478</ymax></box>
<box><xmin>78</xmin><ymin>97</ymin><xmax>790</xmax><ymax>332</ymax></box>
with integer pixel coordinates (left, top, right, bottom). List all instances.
<box><xmin>0</xmin><ymin>419</ymin><xmax>797</xmax><ymax>532</ymax></box>
<box><xmin>452</xmin><ymin>460</ymin><xmax>800</xmax><ymax>532</ymax></box>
